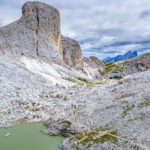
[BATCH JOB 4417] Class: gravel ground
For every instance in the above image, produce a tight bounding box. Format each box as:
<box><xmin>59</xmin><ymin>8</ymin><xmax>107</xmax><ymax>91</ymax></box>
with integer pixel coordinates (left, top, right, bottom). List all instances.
<box><xmin>0</xmin><ymin>56</ymin><xmax>150</xmax><ymax>149</ymax></box>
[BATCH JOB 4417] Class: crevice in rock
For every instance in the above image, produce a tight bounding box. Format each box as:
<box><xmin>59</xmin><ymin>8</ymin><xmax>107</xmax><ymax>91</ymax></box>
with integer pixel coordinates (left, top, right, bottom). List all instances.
<box><xmin>35</xmin><ymin>7</ymin><xmax>39</xmax><ymax>57</ymax></box>
<box><xmin>36</xmin><ymin>7</ymin><xmax>40</xmax><ymax>34</ymax></box>
<box><xmin>36</xmin><ymin>41</ymin><xmax>39</xmax><ymax>57</ymax></box>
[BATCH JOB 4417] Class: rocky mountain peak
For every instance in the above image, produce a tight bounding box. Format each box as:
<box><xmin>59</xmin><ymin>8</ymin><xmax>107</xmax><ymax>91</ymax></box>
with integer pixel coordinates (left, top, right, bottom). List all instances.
<box><xmin>21</xmin><ymin>1</ymin><xmax>60</xmax><ymax>34</ymax></box>
<box><xmin>104</xmin><ymin>51</ymin><xmax>138</xmax><ymax>63</ymax></box>
<box><xmin>0</xmin><ymin>1</ymin><xmax>63</xmax><ymax>64</ymax></box>
<box><xmin>0</xmin><ymin>1</ymin><xmax>83</xmax><ymax>68</ymax></box>
<box><xmin>21</xmin><ymin>1</ymin><xmax>63</xmax><ymax>63</ymax></box>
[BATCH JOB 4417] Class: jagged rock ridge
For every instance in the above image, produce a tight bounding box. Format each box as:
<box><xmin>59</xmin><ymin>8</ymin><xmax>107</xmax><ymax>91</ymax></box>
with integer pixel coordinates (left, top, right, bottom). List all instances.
<box><xmin>83</xmin><ymin>56</ymin><xmax>106</xmax><ymax>79</ymax></box>
<box><xmin>104</xmin><ymin>51</ymin><xmax>138</xmax><ymax>63</ymax></box>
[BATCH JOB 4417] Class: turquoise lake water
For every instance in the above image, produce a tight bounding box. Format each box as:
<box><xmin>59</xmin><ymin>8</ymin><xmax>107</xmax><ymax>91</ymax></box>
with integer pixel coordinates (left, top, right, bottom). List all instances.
<box><xmin>0</xmin><ymin>123</ymin><xmax>64</xmax><ymax>150</ymax></box>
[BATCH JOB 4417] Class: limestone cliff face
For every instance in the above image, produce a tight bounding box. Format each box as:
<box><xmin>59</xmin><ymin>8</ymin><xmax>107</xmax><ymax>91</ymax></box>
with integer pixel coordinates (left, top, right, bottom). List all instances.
<box><xmin>21</xmin><ymin>2</ymin><xmax>63</xmax><ymax>63</ymax></box>
<box><xmin>0</xmin><ymin>2</ymin><xmax>83</xmax><ymax>68</ymax></box>
<box><xmin>0</xmin><ymin>2</ymin><xmax>63</xmax><ymax>64</ymax></box>
<box><xmin>61</xmin><ymin>36</ymin><xmax>83</xmax><ymax>69</ymax></box>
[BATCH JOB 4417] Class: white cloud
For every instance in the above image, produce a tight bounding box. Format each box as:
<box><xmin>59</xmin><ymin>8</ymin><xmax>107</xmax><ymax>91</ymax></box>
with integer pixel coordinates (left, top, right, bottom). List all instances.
<box><xmin>0</xmin><ymin>0</ymin><xmax>150</xmax><ymax>59</ymax></box>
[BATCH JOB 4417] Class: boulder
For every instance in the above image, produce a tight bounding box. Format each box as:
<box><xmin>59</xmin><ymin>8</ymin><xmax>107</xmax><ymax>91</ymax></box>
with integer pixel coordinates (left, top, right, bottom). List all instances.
<box><xmin>43</xmin><ymin>119</ymin><xmax>84</xmax><ymax>137</ymax></box>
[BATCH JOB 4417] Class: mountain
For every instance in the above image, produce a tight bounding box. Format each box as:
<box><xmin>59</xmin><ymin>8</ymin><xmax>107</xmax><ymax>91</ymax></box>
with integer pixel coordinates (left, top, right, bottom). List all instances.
<box><xmin>104</xmin><ymin>51</ymin><xmax>138</xmax><ymax>62</ymax></box>
<box><xmin>99</xmin><ymin>53</ymin><xmax>150</xmax><ymax>78</ymax></box>
<box><xmin>83</xmin><ymin>56</ymin><xmax>106</xmax><ymax>79</ymax></box>
<box><xmin>0</xmin><ymin>2</ymin><xmax>150</xmax><ymax>150</ymax></box>
<box><xmin>0</xmin><ymin>1</ymin><xmax>82</xmax><ymax>69</ymax></box>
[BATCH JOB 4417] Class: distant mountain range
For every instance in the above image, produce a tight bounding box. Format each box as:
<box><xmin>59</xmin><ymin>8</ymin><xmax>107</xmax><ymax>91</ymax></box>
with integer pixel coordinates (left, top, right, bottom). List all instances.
<box><xmin>104</xmin><ymin>51</ymin><xmax>138</xmax><ymax>63</ymax></box>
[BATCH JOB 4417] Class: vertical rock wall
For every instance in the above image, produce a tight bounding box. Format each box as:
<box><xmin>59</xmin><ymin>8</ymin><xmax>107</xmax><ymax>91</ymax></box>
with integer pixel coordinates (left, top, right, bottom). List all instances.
<box><xmin>0</xmin><ymin>2</ymin><xmax>63</xmax><ymax>64</ymax></box>
<box><xmin>61</xmin><ymin>36</ymin><xmax>83</xmax><ymax>69</ymax></box>
<box><xmin>0</xmin><ymin>1</ymin><xmax>83</xmax><ymax>68</ymax></box>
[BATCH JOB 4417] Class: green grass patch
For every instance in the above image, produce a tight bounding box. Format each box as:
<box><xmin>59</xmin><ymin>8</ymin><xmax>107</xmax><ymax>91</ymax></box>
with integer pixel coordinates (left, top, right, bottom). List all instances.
<box><xmin>99</xmin><ymin>127</ymin><xmax>113</xmax><ymax>131</ymax></box>
<box><xmin>77</xmin><ymin>77</ymin><xmax>90</xmax><ymax>83</ymax></box>
<box><xmin>98</xmin><ymin>69</ymin><xmax>105</xmax><ymax>76</ymax></box>
<box><xmin>99</xmin><ymin>63</ymin><xmax>124</xmax><ymax>76</ymax></box>
<box><xmin>70</xmin><ymin>131</ymin><xmax>98</xmax><ymax>142</ymax></box>
<box><xmin>86</xmin><ymin>83</ymin><xmax>95</xmax><ymax>88</ymax></box>
<box><xmin>93</xmin><ymin>133</ymin><xmax>118</xmax><ymax>145</ymax></box>
<box><xmin>58</xmin><ymin>120</ymin><xmax>72</xmax><ymax>127</ymax></box>
<box><xmin>120</xmin><ymin>101</ymin><xmax>128</xmax><ymax>104</ymax></box>
<box><xmin>110</xmin><ymin>131</ymin><xmax>118</xmax><ymax>135</ymax></box>
<box><xmin>138</xmin><ymin>98</ymin><xmax>150</xmax><ymax>109</ymax></box>
<box><xmin>63</xmin><ymin>77</ymin><xmax>77</xmax><ymax>83</ymax></box>
<box><xmin>122</xmin><ymin>104</ymin><xmax>135</xmax><ymax>118</ymax></box>
<box><xmin>45</xmin><ymin>95</ymin><xmax>48</xmax><ymax>98</ymax></box>
<box><xmin>86</xmin><ymin>81</ymin><xmax>109</xmax><ymax>88</ymax></box>
<box><xmin>70</xmin><ymin>130</ymin><xmax>118</xmax><ymax>148</ymax></box>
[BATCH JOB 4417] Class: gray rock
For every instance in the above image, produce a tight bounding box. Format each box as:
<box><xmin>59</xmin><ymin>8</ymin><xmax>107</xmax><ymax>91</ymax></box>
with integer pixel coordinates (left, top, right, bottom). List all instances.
<box><xmin>0</xmin><ymin>1</ymin><xmax>85</xmax><ymax>69</ymax></box>
<box><xmin>61</xmin><ymin>36</ymin><xmax>83</xmax><ymax>69</ymax></box>
<box><xmin>122</xmin><ymin>53</ymin><xmax>150</xmax><ymax>75</ymax></box>
<box><xmin>83</xmin><ymin>56</ymin><xmax>106</xmax><ymax>69</ymax></box>
<box><xmin>0</xmin><ymin>1</ymin><xmax>63</xmax><ymax>64</ymax></box>
<box><xmin>4</xmin><ymin>132</ymin><xmax>10</xmax><ymax>137</ymax></box>
<box><xmin>44</xmin><ymin>119</ymin><xmax>84</xmax><ymax>137</ymax></box>
<box><xmin>83</xmin><ymin>56</ymin><xmax>106</xmax><ymax>79</ymax></box>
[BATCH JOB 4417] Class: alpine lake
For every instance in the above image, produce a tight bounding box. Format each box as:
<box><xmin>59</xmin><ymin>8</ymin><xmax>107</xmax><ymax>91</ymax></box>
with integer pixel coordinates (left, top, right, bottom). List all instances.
<box><xmin>0</xmin><ymin>123</ymin><xmax>64</xmax><ymax>150</ymax></box>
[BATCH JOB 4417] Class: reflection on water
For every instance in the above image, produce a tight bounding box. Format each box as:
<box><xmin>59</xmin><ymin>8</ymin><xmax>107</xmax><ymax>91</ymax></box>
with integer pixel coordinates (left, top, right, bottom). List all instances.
<box><xmin>0</xmin><ymin>123</ymin><xmax>64</xmax><ymax>150</ymax></box>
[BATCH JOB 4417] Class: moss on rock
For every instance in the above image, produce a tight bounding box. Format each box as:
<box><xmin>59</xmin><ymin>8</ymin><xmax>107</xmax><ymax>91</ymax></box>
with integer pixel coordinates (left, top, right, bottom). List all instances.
<box><xmin>59</xmin><ymin>120</ymin><xmax>72</xmax><ymax>126</ymax></box>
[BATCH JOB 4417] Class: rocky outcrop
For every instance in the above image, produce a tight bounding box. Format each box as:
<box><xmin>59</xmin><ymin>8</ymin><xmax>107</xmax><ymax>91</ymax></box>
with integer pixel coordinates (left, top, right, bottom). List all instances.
<box><xmin>0</xmin><ymin>1</ymin><xmax>83</xmax><ymax>68</ymax></box>
<box><xmin>123</xmin><ymin>53</ymin><xmax>150</xmax><ymax>75</ymax></box>
<box><xmin>61</xmin><ymin>36</ymin><xmax>83</xmax><ymax>69</ymax></box>
<box><xmin>0</xmin><ymin>1</ymin><xmax>63</xmax><ymax>64</ymax></box>
<box><xmin>83</xmin><ymin>56</ymin><xmax>106</xmax><ymax>68</ymax></box>
<box><xmin>83</xmin><ymin>56</ymin><xmax>106</xmax><ymax>79</ymax></box>
<box><xmin>98</xmin><ymin>53</ymin><xmax>150</xmax><ymax>78</ymax></box>
<box><xmin>43</xmin><ymin>119</ymin><xmax>85</xmax><ymax>137</ymax></box>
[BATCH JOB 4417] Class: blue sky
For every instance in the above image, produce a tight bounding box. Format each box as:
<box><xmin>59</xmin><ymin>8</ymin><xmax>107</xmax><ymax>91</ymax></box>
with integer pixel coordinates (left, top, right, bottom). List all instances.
<box><xmin>0</xmin><ymin>0</ymin><xmax>150</xmax><ymax>59</ymax></box>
